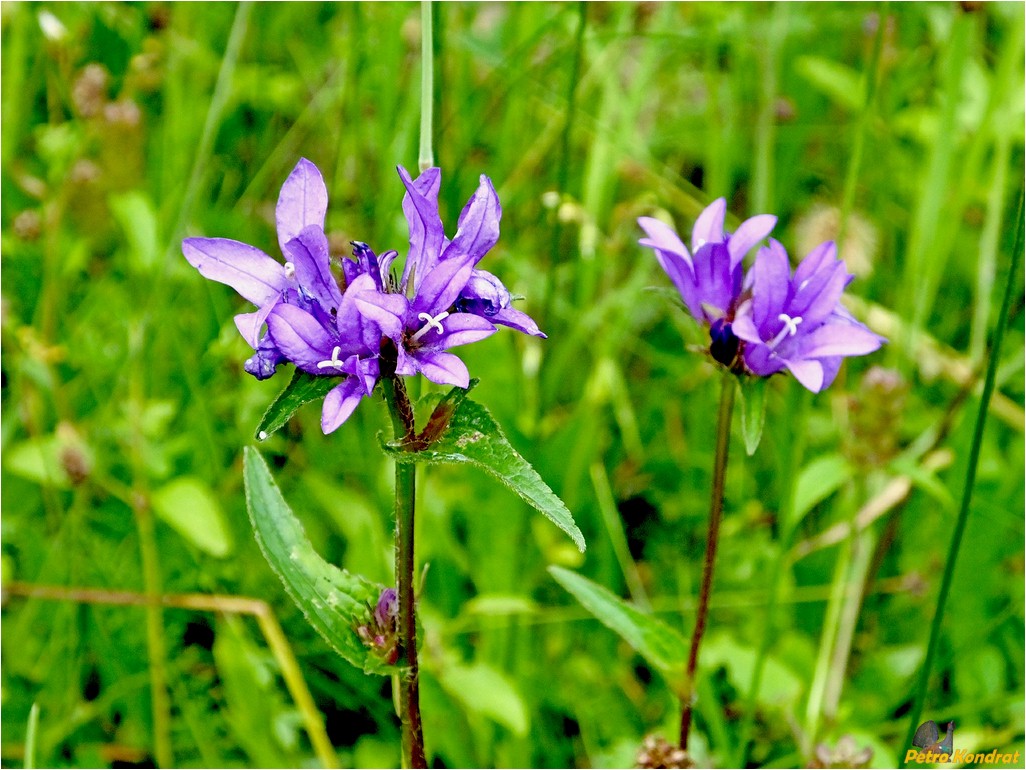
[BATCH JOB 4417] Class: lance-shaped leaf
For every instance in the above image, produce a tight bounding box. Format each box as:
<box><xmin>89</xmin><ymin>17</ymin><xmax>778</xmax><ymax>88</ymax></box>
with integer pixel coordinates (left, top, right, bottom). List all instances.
<box><xmin>549</xmin><ymin>566</ymin><xmax>687</xmax><ymax>694</ymax></box>
<box><xmin>255</xmin><ymin>369</ymin><xmax>342</xmax><ymax>441</ymax></box>
<box><xmin>381</xmin><ymin>389</ymin><xmax>585</xmax><ymax>552</ymax></box>
<box><xmin>735</xmin><ymin>374</ymin><xmax>767</xmax><ymax>456</ymax></box>
<box><xmin>243</xmin><ymin>447</ymin><xmax>396</xmax><ymax>675</ymax></box>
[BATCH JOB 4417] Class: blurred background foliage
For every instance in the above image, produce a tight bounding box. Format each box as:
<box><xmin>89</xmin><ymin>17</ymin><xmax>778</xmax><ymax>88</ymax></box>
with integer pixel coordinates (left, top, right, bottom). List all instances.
<box><xmin>1</xmin><ymin>2</ymin><xmax>1023</xmax><ymax>768</ymax></box>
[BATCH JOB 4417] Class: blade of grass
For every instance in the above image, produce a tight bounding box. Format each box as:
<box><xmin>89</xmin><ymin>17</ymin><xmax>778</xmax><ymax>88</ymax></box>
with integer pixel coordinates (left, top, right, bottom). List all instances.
<box><xmin>589</xmin><ymin>462</ymin><xmax>651</xmax><ymax>611</ymax></box>
<box><xmin>24</xmin><ymin>703</ymin><xmax>39</xmax><ymax>770</ymax></box>
<box><xmin>898</xmin><ymin>10</ymin><xmax>973</xmax><ymax>368</ymax></box>
<box><xmin>901</xmin><ymin>196</ymin><xmax>1023</xmax><ymax>761</ymax></box>
<box><xmin>837</xmin><ymin>1</ymin><xmax>888</xmax><ymax>251</ymax></box>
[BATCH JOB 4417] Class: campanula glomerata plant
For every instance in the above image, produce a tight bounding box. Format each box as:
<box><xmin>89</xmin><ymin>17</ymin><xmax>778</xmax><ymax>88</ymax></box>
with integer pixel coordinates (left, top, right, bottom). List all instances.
<box><xmin>183</xmin><ymin>158</ymin><xmax>582</xmax><ymax>768</ymax></box>
<box><xmin>638</xmin><ymin>199</ymin><xmax>883</xmax><ymax>754</ymax></box>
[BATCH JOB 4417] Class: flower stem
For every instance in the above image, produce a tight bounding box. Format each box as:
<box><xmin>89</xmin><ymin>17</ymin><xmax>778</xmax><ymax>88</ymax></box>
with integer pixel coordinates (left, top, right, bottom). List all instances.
<box><xmin>382</xmin><ymin>377</ymin><xmax>427</xmax><ymax>769</ymax></box>
<box><xmin>679</xmin><ymin>372</ymin><xmax>735</xmax><ymax>750</ymax></box>
<box><xmin>900</xmin><ymin>198</ymin><xmax>1023</xmax><ymax>763</ymax></box>
<box><xmin>418</xmin><ymin>0</ymin><xmax>434</xmax><ymax>173</ymax></box>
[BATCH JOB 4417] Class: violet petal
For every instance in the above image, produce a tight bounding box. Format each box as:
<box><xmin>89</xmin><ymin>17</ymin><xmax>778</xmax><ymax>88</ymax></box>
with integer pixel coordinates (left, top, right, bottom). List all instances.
<box><xmin>751</xmin><ymin>240</ymin><xmax>791</xmax><ymax>332</ymax></box>
<box><xmin>442</xmin><ymin>174</ymin><xmax>501</xmax><ymax>264</ymax></box>
<box><xmin>691</xmin><ymin>198</ymin><xmax>727</xmax><ymax>252</ymax></box>
<box><xmin>799</xmin><ymin>322</ymin><xmax>884</xmax><ymax>358</ymax></box>
<box><xmin>321</xmin><ymin>378</ymin><xmax>366</xmax><ymax>434</ymax></box>
<box><xmin>418</xmin><ymin>313</ymin><xmax>497</xmax><ymax>351</ymax></box>
<box><xmin>266</xmin><ymin>304</ymin><xmax>338</xmax><ymax>373</ymax></box>
<box><xmin>786</xmin><ymin>358</ymin><xmax>825</xmax><ymax>392</ymax></box>
<box><xmin>490</xmin><ymin>306</ymin><xmax>546</xmax><ymax>338</ymax></box>
<box><xmin>411</xmin><ymin>253</ymin><xmax>475</xmax><ymax>318</ymax></box>
<box><xmin>398</xmin><ymin>166</ymin><xmax>445</xmax><ymax>287</ymax></box>
<box><xmin>727</xmin><ymin>214</ymin><xmax>777</xmax><ymax>267</ymax></box>
<box><xmin>284</xmin><ymin>225</ymin><xmax>343</xmax><ymax>310</ymax></box>
<box><xmin>276</xmin><ymin>158</ymin><xmax>329</xmax><ymax>256</ymax></box>
<box><xmin>182</xmin><ymin>237</ymin><xmax>287</xmax><ymax>306</ymax></box>
<box><xmin>415</xmin><ymin>350</ymin><xmax>470</xmax><ymax>388</ymax></box>
<box><xmin>354</xmin><ymin>291</ymin><xmax>409</xmax><ymax>341</ymax></box>
<box><xmin>234</xmin><ymin>294</ymin><xmax>279</xmax><ymax>349</ymax></box>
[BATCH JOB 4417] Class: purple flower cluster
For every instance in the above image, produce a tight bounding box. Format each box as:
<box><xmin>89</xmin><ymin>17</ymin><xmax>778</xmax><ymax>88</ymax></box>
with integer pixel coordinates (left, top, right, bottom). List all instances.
<box><xmin>356</xmin><ymin>587</ymin><xmax>399</xmax><ymax>665</ymax></box>
<box><xmin>638</xmin><ymin>199</ymin><xmax>883</xmax><ymax>392</ymax></box>
<box><xmin>183</xmin><ymin>159</ymin><xmax>543</xmax><ymax>433</ymax></box>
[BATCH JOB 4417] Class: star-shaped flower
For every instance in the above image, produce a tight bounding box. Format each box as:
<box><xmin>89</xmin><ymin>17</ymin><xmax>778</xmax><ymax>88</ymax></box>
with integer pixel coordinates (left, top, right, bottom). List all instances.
<box><xmin>732</xmin><ymin>239</ymin><xmax>884</xmax><ymax>392</ymax></box>
<box><xmin>182</xmin><ymin>158</ymin><xmax>382</xmax><ymax>432</ymax></box>
<box><xmin>638</xmin><ymin>198</ymin><xmax>777</xmax><ymax>324</ymax></box>
<box><xmin>353</xmin><ymin>166</ymin><xmax>543</xmax><ymax>388</ymax></box>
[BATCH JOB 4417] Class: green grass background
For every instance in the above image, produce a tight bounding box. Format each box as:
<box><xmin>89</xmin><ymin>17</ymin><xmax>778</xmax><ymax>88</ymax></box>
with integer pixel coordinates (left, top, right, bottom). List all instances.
<box><xmin>2</xmin><ymin>2</ymin><xmax>1023</xmax><ymax>767</ymax></box>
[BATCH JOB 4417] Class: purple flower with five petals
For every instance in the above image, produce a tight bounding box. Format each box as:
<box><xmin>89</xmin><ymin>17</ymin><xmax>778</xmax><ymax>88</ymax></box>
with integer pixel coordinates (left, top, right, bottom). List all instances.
<box><xmin>731</xmin><ymin>239</ymin><xmax>885</xmax><ymax>392</ymax></box>
<box><xmin>182</xmin><ymin>158</ymin><xmax>382</xmax><ymax>433</ymax></box>
<box><xmin>638</xmin><ymin>198</ymin><xmax>777</xmax><ymax>325</ymax></box>
<box><xmin>353</xmin><ymin>166</ymin><xmax>544</xmax><ymax>388</ymax></box>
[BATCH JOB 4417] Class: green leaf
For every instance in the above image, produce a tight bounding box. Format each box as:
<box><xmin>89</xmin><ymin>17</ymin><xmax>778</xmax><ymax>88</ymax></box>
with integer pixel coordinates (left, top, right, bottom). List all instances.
<box><xmin>151</xmin><ymin>477</ymin><xmax>233</xmax><ymax>557</ymax></box>
<box><xmin>736</xmin><ymin>375</ymin><xmax>767</xmax><ymax>456</ymax></box>
<box><xmin>255</xmin><ymin>369</ymin><xmax>342</xmax><ymax>441</ymax></box>
<box><xmin>549</xmin><ymin>566</ymin><xmax>687</xmax><ymax>694</ymax></box>
<box><xmin>213</xmin><ymin>617</ymin><xmax>296</xmax><ymax>767</ymax></box>
<box><xmin>789</xmin><ymin>454</ymin><xmax>854</xmax><ymax>530</ymax></box>
<box><xmin>242</xmin><ymin>447</ymin><xmax>395</xmax><ymax>676</ymax></box>
<box><xmin>794</xmin><ymin>55</ymin><xmax>864</xmax><ymax>112</ymax></box>
<box><xmin>109</xmin><ymin>191</ymin><xmax>159</xmax><ymax>272</ymax></box>
<box><xmin>382</xmin><ymin>393</ymin><xmax>585</xmax><ymax>551</ymax></box>
<box><xmin>437</xmin><ymin>662</ymin><xmax>530</xmax><ymax>736</ymax></box>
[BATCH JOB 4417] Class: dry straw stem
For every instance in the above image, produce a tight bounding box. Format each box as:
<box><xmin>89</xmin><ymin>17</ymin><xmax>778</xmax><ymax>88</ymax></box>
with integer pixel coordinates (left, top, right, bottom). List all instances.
<box><xmin>793</xmin><ymin>448</ymin><xmax>954</xmax><ymax>559</ymax></box>
<box><xmin>845</xmin><ymin>296</ymin><xmax>1023</xmax><ymax>430</ymax></box>
<box><xmin>1</xmin><ymin>582</ymin><xmax>339</xmax><ymax>770</ymax></box>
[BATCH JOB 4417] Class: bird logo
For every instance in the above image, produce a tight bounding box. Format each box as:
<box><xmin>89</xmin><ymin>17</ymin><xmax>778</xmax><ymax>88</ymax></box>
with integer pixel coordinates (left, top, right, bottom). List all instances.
<box><xmin>912</xmin><ymin>720</ymin><xmax>955</xmax><ymax>756</ymax></box>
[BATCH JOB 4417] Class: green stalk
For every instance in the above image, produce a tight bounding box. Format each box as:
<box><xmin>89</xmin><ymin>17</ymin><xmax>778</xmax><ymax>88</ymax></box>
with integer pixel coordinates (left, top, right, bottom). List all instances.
<box><xmin>133</xmin><ymin>495</ymin><xmax>173</xmax><ymax>768</ymax></box>
<box><xmin>837</xmin><ymin>1</ymin><xmax>888</xmax><ymax>251</ymax></box>
<box><xmin>382</xmin><ymin>377</ymin><xmax>427</xmax><ymax>769</ymax></box>
<box><xmin>679</xmin><ymin>373</ymin><xmax>735</xmax><ymax>750</ymax></box>
<box><xmin>901</xmin><ymin>199</ymin><xmax>1023</xmax><ymax>763</ymax></box>
<box><xmin>418</xmin><ymin>0</ymin><xmax>434</xmax><ymax>172</ymax></box>
<box><xmin>24</xmin><ymin>703</ymin><xmax>39</xmax><ymax>770</ymax></box>
<box><xmin>899</xmin><ymin>12</ymin><xmax>972</xmax><ymax>368</ymax></box>
<box><xmin>543</xmin><ymin>1</ymin><xmax>587</xmax><ymax>327</ymax></box>
<box><xmin>751</xmin><ymin>3</ymin><xmax>788</xmax><ymax>214</ymax></box>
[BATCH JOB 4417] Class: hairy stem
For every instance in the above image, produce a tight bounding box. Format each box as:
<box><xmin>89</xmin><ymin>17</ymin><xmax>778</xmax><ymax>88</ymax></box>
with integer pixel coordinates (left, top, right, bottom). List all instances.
<box><xmin>383</xmin><ymin>377</ymin><xmax>427</xmax><ymax>768</ymax></box>
<box><xmin>680</xmin><ymin>373</ymin><xmax>735</xmax><ymax>750</ymax></box>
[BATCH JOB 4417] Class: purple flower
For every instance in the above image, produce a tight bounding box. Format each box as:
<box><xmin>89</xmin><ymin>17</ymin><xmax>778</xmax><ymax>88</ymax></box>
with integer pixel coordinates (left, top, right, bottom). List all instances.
<box><xmin>353</xmin><ymin>166</ymin><xmax>544</xmax><ymax>388</ymax></box>
<box><xmin>182</xmin><ymin>158</ymin><xmax>382</xmax><ymax>433</ymax></box>
<box><xmin>357</xmin><ymin>587</ymin><xmax>399</xmax><ymax>665</ymax></box>
<box><xmin>638</xmin><ymin>198</ymin><xmax>777</xmax><ymax>325</ymax></box>
<box><xmin>732</xmin><ymin>239</ymin><xmax>884</xmax><ymax>392</ymax></box>
<box><xmin>374</xmin><ymin>587</ymin><xmax>398</xmax><ymax>628</ymax></box>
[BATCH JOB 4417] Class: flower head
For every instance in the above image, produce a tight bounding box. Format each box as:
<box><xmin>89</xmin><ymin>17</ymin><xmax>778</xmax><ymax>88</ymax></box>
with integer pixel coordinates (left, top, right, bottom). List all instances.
<box><xmin>183</xmin><ymin>159</ymin><xmax>544</xmax><ymax>433</ymax></box>
<box><xmin>638</xmin><ymin>198</ymin><xmax>777</xmax><ymax>325</ymax></box>
<box><xmin>732</xmin><ymin>239</ymin><xmax>884</xmax><ymax>392</ymax></box>
<box><xmin>353</xmin><ymin>166</ymin><xmax>544</xmax><ymax>388</ymax></box>
<box><xmin>182</xmin><ymin>158</ymin><xmax>382</xmax><ymax>432</ymax></box>
<box><xmin>357</xmin><ymin>587</ymin><xmax>399</xmax><ymax>665</ymax></box>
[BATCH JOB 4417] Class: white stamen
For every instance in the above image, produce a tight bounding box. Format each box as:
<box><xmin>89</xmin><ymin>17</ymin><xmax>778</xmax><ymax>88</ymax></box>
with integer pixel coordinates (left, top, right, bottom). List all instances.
<box><xmin>257</xmin><ymin>430</ymin><xmax>268</xmax><ymax>441</ymax></box>
<box><xmin>766</xmin><ymin>313</ymin><xmax>803</xmax><ymax>351</ymax></box>
<box><xmin>284</xmin><ymin>261</ymin><xmax>296</xmax><ymax>279</ymax></box>
<box><xmin>317</xmin><ymin>345</ymin><xmax>345</xmax><ymax>370</ymax></box>
<box><xmin>410</xmin><ymin>311</ymin><xmax>449</xmax><ymax>342</ymax></box>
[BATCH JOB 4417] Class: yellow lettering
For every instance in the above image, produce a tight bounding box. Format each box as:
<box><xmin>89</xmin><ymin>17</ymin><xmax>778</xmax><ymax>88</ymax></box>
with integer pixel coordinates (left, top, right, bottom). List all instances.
<box><xmin>904</xmin><ymin>750</ymin><xmax>919</xmax><ymax>763</ymax></box>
